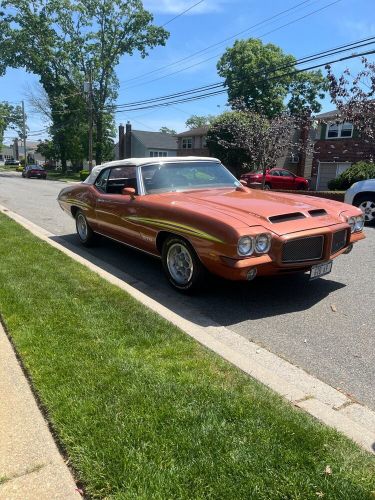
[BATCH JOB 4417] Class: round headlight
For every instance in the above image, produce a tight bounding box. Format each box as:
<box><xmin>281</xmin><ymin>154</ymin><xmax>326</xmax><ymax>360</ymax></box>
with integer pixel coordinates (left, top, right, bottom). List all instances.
<box><xmin>255</xmin><ymin>233</ymin><xmax>271</xmax><ymax>253</ymax></box>
<box><xmin>347</xmin><ymin>216</ymin><xmax>356</xmax><ymax>233</ymax></box>
<box><xmin>354</xmin><ymin>215</ymin><xmax>364</xmax><ymax>232</ymax></box>
<box><xmin>238</xmin><ymin>236</ymin><xmax>254</xmax><ymax>256</ymax></box>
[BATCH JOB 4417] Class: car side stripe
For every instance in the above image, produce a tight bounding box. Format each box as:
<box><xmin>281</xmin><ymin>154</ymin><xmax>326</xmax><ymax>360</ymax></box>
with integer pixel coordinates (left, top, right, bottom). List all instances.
<box><xmin>124</xmin><ymin>216</ymin><xmax>224</xmax><ymax>244</ymax></box>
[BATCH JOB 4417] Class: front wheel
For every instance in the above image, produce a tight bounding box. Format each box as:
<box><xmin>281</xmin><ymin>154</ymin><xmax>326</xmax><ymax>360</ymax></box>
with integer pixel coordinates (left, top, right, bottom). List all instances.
<box><xmin>354</xmin><ymin>194</ymin><xmax>375</xmax><ymax>225</ymax></box>
<box><xmin>75</xmin><ymin>210</ymin><xmax>96</xmax><ymax>246</ymax></box>
<box><xmin>162</xmin><ymin>237</ymin><xmax>205</xmax><ymax>292</ymax></box>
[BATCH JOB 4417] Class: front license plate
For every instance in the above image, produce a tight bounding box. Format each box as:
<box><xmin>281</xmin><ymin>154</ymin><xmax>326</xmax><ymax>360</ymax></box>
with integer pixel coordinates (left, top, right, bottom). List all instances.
<box><xmin>310</xmin><ymin>261</ymin><xmax>332</xmax><ymax>280</ymax></box>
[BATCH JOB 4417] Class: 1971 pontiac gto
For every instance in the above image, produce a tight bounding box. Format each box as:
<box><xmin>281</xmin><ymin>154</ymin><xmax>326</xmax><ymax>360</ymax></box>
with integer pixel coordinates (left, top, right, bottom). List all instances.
<box><xmin>57</xmin><ymin>157</ymin><xmax>365</xmax><ymax>291</ymax></box>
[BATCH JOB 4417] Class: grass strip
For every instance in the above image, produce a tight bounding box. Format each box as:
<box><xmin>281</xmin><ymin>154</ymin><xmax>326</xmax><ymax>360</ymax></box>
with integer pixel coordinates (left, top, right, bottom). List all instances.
<box><xmin>0</xmin><ymin>212</ymin><xmax>374</xmax><ymax>499</ymax></box>
<box><xmin>45</xmin><ymin>171</ymin><xmax>81</xmax><ymax>182</ymax></box>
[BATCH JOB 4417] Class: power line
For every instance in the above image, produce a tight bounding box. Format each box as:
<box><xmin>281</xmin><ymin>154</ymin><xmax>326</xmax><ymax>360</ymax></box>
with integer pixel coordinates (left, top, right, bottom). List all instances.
<box><xmin>161</xmin><ymin>0</ymin><xmax>205</xmax><ymax>27</ymax></box>
<box><xmin>119</xmin><ymin>0</ymin><xmax>313</xmax><ymax>86</ymax></box>
<box><xmin>120</xmin><ymin>0</ymin><xmax>343</xmax><ymax>90</ymax></box>
<box><xmin>112</xmin><ymin>49</ymin><xmax>375</xmax><ymax>113</ymax></box>
<box><xmin>114</xmin><ymin>38</ymin><xmax>375</xmax><ymax>110</ymax></box>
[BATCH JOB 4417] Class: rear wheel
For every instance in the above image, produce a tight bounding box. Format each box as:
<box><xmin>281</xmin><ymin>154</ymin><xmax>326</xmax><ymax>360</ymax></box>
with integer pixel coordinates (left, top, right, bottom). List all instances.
<box><xmin>354</xmin><ymin>194</ymin><xmax>375</xmax><ymax>224</ymax></box>
<box><xmin>162</xmin><ymin>237</ymin><xmax>205</xmax><ymax>292</ymax></box>
<box><xmin>75</xmin><ymin>209</ymin><xmax>96</xmax><ymax>246</ymax></box>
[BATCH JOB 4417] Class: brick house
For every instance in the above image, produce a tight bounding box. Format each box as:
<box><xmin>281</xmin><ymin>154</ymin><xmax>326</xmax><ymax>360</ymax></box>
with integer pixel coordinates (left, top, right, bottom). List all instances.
<box><xmin>310</xmin><ymin>110</ymin><xmax>375</xmax><ymax>190</ymax></box>
<box><xmin>176</xmin><ymin>127</ymin><xmax>210</xmax><ymax>157</ymax></box>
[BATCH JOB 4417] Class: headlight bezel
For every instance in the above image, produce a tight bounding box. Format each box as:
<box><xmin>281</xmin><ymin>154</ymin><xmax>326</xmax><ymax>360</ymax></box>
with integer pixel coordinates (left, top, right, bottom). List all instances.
<box><xmin>255</xmin><ymin>233</ymin><xmax>272</xmax><ymax>254</ymax></box>
<box><xmin>237</xmin><ymin>236</ymin><xmax>255</xmax><ymax>256</ymax></box>
<box><xmin>354</xmin><ymin>214</ymin><xmax>365</xmax><ymax>232</ymax></box>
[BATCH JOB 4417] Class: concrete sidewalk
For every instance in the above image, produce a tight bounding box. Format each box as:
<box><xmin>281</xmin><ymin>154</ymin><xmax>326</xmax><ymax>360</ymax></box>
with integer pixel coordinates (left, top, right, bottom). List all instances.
<box><xmin>0</xmin><ymin>322</ymin><xmax>79</xmax><ymax>499</ymax></box>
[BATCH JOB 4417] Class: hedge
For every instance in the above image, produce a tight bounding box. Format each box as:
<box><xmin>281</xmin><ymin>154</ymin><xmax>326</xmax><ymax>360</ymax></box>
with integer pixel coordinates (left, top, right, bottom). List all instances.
<box><xmin>328</xmin><ymin>161</ymin><xmax>375</xmax><ymax>190</ymax></box>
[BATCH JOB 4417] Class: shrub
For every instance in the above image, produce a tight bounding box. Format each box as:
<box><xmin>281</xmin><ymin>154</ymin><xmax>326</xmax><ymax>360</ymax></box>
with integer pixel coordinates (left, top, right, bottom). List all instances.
<box><xmin>330</xmin><ymin>161</ymin><xmax>375</xmax><ymax>190</ymax></box>
<box><xmin>79</xmin><ymin>169</ymin><xmax>89</xmax><ymax>181</ymax></box>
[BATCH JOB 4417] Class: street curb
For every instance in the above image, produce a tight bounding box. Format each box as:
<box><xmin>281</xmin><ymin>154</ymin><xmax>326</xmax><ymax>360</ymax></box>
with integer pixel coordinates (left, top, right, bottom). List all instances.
<box><xmin>1</xmin><ymin>203</ymin><xmax>375</xmax><ymax>455</ymax></box>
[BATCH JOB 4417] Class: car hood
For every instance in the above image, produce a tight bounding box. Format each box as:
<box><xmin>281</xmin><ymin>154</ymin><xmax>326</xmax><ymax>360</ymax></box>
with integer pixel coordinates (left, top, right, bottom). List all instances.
<box><xmin>166</xmin><ymin>188</ymin><xmax>347</xmax><ymax>236</ymax></box>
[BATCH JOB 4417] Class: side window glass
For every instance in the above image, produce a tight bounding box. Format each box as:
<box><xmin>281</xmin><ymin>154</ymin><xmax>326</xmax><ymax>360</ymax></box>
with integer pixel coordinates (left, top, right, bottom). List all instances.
<box><xmin>95</xmin><ymin>169</ymin><xmax>110</xmax><ymax>193</ymax></box>
<box><xmin>270</xmin><ymin>170</ymin><xmax>279</xmax><ymax>176</ymax></box>
<box><xmin>107</xmin><ymin>166</ymin><xmax>138</xmax><ymax>194</ymax></box>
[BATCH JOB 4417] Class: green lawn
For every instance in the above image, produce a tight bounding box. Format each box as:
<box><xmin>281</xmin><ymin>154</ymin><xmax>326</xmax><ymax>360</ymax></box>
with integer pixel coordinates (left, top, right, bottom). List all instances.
<box><xmin>0</xmin><ymin>212</ymin><xmax>374</xmax><ymax>499</ymax></box>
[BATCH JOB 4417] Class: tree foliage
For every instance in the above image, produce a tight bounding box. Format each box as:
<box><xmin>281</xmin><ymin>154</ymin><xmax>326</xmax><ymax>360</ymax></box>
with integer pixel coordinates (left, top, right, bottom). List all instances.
<box><xmin>159</xmin><ymin>126</ymin><xmax>176</xmax><ymax>135</ymax></box>
<box><xmin>217</xmin><ymin>38</ymin><xmax>326</xmax><ymax>118</ymax></box>
<box><xmin>207</xmin><ymin>108</ymin><xmax>308</xmax><ymax>181</ymax></box>
<box><xmin>0</xmin><ymin>102</ymin><xmax>23</xmax><ymax>149</ymax></box>
<box><xmin>0</xmin><ymin>0</ymin><xmax>169</xmax><ymax>167</ymax></box>
<box><xmin>185</xmin><ymin>115</ymin><xmax>215</xmax><ymax>129</ymax></box>
<box><xmin>326</xmin><ymin>57</ymin><xmax>375</xmax><ymax>140</ymax></box>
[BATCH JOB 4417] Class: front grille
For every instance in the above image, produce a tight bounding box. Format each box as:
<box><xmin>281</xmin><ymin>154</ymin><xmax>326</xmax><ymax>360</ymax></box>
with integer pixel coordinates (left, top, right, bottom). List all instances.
<box><xmin>331</xmin><ymin>229</ymin><xmax>348</xmax><ymax>254</ymax></box>
<box><xmin>282</xmin><ymin>236</ymin><xmax>324</xmax><ymax>263</ymax></box>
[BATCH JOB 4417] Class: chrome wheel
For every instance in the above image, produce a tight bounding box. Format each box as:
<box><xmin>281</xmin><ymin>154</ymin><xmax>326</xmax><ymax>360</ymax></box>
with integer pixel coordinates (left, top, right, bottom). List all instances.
<box><xmin>77</xmin><ymin>213</ymin><xmax>88</xmax><ymax>241</ymax></box>
<box><xmin>359</xmin><ymin>200</ymin><xmax>375</xmax><ymax>222</ymax></box>
<box><xmin>166</xmin><ymin>243</ymin><xmax>194</xmax><ymax>285</ymax></box>
<box><xmin>263</xmin><ymin>184</ymin><xmax>271</xmax><ymax>190</ymax></box>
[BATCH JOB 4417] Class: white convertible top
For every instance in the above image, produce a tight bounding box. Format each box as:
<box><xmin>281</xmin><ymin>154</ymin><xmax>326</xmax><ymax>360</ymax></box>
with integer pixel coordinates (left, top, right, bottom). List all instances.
<box><xmin>83</xmin><ymin>156</ymin><xmax>220</xmax><ymax>184</ymax></box>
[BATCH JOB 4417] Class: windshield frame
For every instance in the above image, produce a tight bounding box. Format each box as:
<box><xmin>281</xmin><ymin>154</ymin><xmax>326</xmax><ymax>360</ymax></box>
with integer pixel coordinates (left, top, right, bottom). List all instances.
<box><xmin>139</xmin><ymin>160</ymin><xmax>240</xmax><ymax>195</ymax></box>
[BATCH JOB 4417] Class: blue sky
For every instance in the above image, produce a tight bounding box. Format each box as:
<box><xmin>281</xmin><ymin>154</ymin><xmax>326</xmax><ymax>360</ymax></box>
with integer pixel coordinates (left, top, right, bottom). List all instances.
<box><xmin>1</xmin><ymin>0</ymin><xmax>374</xmax><ymax>143</ymax></box>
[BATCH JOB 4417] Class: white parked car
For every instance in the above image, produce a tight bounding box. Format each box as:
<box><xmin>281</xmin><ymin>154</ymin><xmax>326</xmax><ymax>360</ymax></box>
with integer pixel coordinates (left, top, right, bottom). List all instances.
<box><xmin>345</xmin><ymin>179</ymin><xmax>375</xmax><ymax>224</ymax></box>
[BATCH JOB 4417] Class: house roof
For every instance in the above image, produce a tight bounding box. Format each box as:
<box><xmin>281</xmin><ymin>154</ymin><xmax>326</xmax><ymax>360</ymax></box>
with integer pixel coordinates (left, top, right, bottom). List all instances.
<box><xmin>176</xmin><ymin>127</ymin><xmax>209</xmax><ymax>137</ymax></box>
<box><xmin>132</xmin><ymin>130</ymin><xmax>177</xmax><ymax>150</ymax></box>
<box><xmin>315</xmin><ymin>109</ymin><xmax>340</xmax><ymax>120</ymax></box>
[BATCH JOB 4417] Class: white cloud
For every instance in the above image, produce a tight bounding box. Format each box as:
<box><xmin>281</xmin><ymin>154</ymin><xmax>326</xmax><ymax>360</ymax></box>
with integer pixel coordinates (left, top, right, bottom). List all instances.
<box><xmin>143</xmin><ymin>0</ymin><xmax>234</xmax><ymax>15</ymax></box>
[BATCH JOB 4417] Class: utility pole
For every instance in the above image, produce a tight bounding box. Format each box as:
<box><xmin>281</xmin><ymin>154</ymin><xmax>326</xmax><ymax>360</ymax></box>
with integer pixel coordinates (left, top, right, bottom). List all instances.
<box><xmin>84</xmin><ymin>66</ymin><xmax>93</xmax><ymax>172</ymax></box>
<box><xmin>21</xmin><ymin>100</ymin><xmax>27</xmax><ymax>165</ymax></box>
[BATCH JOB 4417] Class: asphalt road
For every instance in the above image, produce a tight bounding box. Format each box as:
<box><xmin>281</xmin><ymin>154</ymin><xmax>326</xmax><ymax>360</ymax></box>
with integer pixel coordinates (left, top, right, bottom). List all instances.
<box><xmin>1</xmin><ymin>170</ymin><xmax>374</xmax><ymax>410</ymax></box>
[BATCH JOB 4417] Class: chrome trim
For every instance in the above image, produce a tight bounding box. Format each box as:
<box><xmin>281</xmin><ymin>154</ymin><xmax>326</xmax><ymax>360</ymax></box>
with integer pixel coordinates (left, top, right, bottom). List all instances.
<box><xmin>136</xmin><ymin>166</ymin><xmax>146</xmax><ymax>196</ymax></box>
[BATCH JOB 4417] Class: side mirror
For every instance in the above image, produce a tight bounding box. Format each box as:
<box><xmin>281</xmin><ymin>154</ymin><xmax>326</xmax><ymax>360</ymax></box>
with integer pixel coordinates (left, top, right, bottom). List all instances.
<box><xmin>122</xmin><ymin>187</ymin><xmax>136</xmax><ymax>199</ymax></box>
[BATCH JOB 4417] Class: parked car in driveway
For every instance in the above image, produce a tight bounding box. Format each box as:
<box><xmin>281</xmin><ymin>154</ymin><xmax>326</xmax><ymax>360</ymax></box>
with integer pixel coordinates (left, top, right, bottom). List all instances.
<box><xmin>22</xmin><ymin>165</ymin><xmax>47</xmax><ymax>179</ymax></box>
<box><xmin>4</xmin><ymin>159</ymin><xmax>20</xmax><ymax>166</ymax></box>
<box><xmin>240</xmin><ymin>168</ymin><xmax>309</xmax><ymax>190</ymax></box>
<box><xmin>58</xmin><ymin>157</ymin><xmax>365</xmax><ymax>292</ymax></box>
<box><xmin>345</xmin><ymin>179</ymin><xmax>375</xmax><ymax>224</ymax></box>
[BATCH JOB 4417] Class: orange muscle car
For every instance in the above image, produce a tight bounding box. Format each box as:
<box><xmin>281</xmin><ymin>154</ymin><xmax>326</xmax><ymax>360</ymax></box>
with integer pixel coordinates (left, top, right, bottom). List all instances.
<box><xmin>57</xmin><ymin>157</ymin><xmax>365</xmax><ymax>291</ymax></box>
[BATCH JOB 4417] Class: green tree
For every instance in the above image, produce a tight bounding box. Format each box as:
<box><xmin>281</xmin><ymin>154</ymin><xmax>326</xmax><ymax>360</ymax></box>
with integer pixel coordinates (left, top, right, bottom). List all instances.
<box><xmin>0</xmin><ymin>102</ymin><xmax>23</xmax><ymax>150</ymax></box>
<box><xmin>159</xmin><ymin>126</ymin><xmax>176</xmax><ymax>135</ymax></box>
<box><xmin>0</xmin><ymin>0</ymin><xmax>169</xmax><ymax>167</ymax></box>
<box><xmin>185</xmin><ymin>115</ymin><xmax>215</xmax><ymax>129</ymax></box>
<box><xmin>217</xmin><ymin>39</ymin><xmax>326</xmax><ymax>118</ymax></box>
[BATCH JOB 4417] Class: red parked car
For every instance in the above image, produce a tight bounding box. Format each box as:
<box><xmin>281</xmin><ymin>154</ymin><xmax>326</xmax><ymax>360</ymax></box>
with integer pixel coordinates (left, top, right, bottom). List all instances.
<box><xmin>22</xmin><ymin>165</ymin><xmax>47</xmax><ymax>179</ymax></box>
<box><xmin>240</xmin><ymin>168</ymin><xmax>309</xmax><ymax>190</ymax></box>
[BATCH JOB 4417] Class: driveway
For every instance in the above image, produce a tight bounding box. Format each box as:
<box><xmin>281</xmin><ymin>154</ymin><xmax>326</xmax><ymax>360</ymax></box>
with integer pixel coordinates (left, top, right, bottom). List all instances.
<box><xmin>1</xmin><ymin>171</ymin><xmax>374</xmax><ymax>410</ymax></box>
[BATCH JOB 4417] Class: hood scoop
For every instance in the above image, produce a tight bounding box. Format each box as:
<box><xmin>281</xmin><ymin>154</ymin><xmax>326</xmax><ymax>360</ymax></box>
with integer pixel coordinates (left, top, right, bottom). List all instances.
<box><xmin>309</xmin><ymin>209</ymin><xmax>327</xmax><ymax>217</ymax></box>
<box><xmin>268</xmin><ymin>212</ymin><xmax>306</xmax><ymax>223</ymax></box>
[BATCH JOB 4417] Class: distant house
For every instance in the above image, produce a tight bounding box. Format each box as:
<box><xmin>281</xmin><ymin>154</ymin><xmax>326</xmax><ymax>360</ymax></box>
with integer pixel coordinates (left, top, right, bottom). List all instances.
<box><xmin>310</xmin><ymin>109</ymin><xmax>375</xmax><ymax>190</ymax></box>
<box><xmin>0</xmin><ymin>145</ymin><xmax>15</xmax><ymax>164</ymax></box>
<box><xmin>176</xmin><ymin>127</ymin><xmax>210</xmax><ymax>157</ymax></box>
<box><xmin>116</xmin><ymin>122</ymin><xmax>177</xmax><ymax>159</ymax></box>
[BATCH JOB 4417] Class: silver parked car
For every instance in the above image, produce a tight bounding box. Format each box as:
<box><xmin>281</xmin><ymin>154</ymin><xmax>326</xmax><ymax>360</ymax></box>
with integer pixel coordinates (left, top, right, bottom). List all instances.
<box><xmin>345</xmin><ymin>179</ymin><xmax>375</xmax><ymax>224</ymax></box>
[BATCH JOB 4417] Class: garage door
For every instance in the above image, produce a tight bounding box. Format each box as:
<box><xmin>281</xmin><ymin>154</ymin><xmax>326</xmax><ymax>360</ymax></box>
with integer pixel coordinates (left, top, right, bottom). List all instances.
<box><xmin>317</xmin><ymin>162</ymin><xmax>351</xmax><ymax>190</ymax></box>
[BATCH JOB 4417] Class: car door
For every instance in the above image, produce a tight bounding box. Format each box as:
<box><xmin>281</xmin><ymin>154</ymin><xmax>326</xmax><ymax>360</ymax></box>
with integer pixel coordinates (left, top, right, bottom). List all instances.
<box><xmin>268</xmin><ymin>169</ymin><xmax>282</xmax><ymax>188</ymax></box>
<box><xmin>94</xmin><ymin>165</ymin><xmax>142</xmax><ymax>246</ymax></box>
<box><xmin>278</xmin><ymin>170</ymin><xmax>296</xmax><ymax>189</ymax></box>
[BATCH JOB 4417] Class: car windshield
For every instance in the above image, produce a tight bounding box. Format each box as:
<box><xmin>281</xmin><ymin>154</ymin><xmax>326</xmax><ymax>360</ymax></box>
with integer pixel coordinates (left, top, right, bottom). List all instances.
<box><xmin>29</xmin><ymin>166</ymin><xmax>43</xmax><ymax>170</ymax></box>
<box><xmin>141</xmin><ymin>161</ymin><xmax>240</xmax><ymax>194</ymax></box>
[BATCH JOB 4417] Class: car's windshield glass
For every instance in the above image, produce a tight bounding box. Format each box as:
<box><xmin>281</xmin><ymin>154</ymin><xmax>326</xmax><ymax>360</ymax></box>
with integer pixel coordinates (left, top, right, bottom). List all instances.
<box><xmin>29</xmin><ymin>165</ymin><xmax>43</xmax><ymax>170</ymax></box>
<box><xmin>141</xmin><ymin>161</ymin><xmax>239</xmax><ymax>194</ymax></box>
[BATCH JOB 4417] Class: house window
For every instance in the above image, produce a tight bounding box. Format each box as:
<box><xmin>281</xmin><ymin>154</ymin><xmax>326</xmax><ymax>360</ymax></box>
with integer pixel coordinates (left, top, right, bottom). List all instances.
<box><xmin>326</xmin><ymin>122</ymin><xmax>353</xmax><ymax>139</ymax></box>
<box><xmin>182</xmin><ymin>138</ymin><xmax>192</xmax><ymax>149</ymax></box>
<box><xmin>149</xmin><ymin>151</ymin><xmax>168</xmax><ymax>157</ymax></box>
